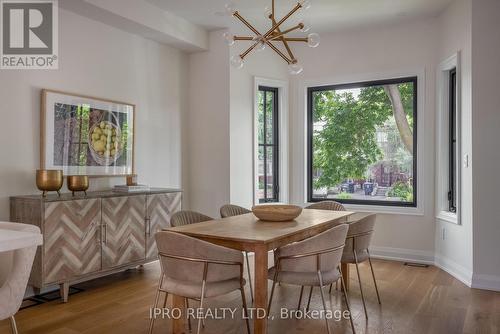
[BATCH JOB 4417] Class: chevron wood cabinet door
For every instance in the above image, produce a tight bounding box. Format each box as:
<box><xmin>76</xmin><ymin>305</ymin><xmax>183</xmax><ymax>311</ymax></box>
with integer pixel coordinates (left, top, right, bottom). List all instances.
<box><xmin>101</xmin><ymin>195</ymin><xmax>147</xmax><ymax>269</ymax></box>
<box><xmin>43</xmin><ymin>199</ymin><xmax>101</xmax><ymax>284</ymax></box>
<box><xmin>145</xmin><ymin>192</ymin><xmax>182</xmax><ymax>260</ymax></box>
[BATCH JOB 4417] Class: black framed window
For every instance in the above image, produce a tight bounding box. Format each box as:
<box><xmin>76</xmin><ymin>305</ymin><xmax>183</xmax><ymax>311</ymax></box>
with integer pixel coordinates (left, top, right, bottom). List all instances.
<box><xmin>257</xmin><ymin>86</ymin><xmax>279</xmax><ymax>203</ymax></box>
<box><xmin>448</xmin><ymin>68</ymin><xmax>457</xmax><ymax>213</ymax></box>
<box><xmin>307</xmin><ymin>77</ymin><xmax>418</xmax><ymax>207</ymax></box>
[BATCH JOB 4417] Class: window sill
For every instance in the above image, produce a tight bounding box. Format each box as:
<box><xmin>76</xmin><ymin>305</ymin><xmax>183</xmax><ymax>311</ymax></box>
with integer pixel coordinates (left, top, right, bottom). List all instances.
<box><xmin>436</xmin><ymin>211</ymin><xmax>459</xmax><ymax>225</ymax></box>
<box><xmin>304</xmin><ymin>202</ymin><xmax>424</xmax><ymax>216</ymax></box>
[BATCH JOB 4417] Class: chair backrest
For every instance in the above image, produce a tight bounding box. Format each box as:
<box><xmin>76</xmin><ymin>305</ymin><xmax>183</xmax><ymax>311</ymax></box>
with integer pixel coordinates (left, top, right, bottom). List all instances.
<box><xmin>274</xmin><ymin>224</ymin><xmax>349</xmax><ymax>273</ymax></box>
<box><xmin>0</xmin><ymin>222</ymin><xmax>40</xmax><ymax>320</ymax></box>
<box><xmin>305</xmin><ymin>201</ymin><xmax>346</xmax><ymax>211</ymax></box>
<box><xmin>170</xmin><ymin>210</ymin><xmax>213</xmax><ymax>227</ymax></box>
<box><xmin>343</xmin><ymin>214</ymin><xmax>376</xmax><ymax>255</ymax></box>
<box><xmin>220</xmin><ymin>204</ymin><xmax>251</xmax><ymax>218</ymax></box>
<box><xmin>155</xmin><ymin>231</ymin><xmax>243</xmax><ymax>284</ymax></box>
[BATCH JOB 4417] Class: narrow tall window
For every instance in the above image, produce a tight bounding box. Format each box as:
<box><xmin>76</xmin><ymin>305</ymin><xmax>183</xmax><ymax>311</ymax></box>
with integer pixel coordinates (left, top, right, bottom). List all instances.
<box><xmin>448</xmin><ymin>68</ymin><xmax>457</xmax><ymax>212</ymax></box>
<box><xmin>257</xmin><ymin>86</ymin><xmax>279</xmax><ymax>203</ymax></box>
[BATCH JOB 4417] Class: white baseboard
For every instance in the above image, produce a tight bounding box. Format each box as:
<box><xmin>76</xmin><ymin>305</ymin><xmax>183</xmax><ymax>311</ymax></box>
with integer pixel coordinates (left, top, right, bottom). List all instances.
<box><xmin>434</xmin><ymin>254</ymin><xmax>473</xmax><ymax>287</ymax></box>
<box><xmin>471</xmin><ymin>273</ymin><xmax>500</xmax><ymax>291</ymax></box>
<box><xmin>369</xmin><ymin>246</ymin><xmax>435</xmax><ymax>265</ymax></box>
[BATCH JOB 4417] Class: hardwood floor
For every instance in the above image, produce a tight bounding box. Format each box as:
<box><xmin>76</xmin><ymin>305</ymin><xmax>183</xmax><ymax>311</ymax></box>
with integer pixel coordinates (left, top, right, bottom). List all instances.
<box><xmin>1</xmin><ymin>259</ymin><xmax>500</xmax><ymax>334</ymax></box>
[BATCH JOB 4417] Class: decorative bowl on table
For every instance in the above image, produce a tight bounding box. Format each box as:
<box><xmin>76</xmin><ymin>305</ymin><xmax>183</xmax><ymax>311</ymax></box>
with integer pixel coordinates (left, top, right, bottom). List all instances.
<box><xmin>252</xmin><ymin>204</ymin><xmax>303</xmax><ymax>222</ymax></box>
<box><xmin>67</xmin><ymin>175</ymin><xmax>89</xmax><ymax>196</ymax></box>
<box><xmin>36</xmin><ymin>169</ymin><xmax>63</xmax><ymax>197</ymax></box>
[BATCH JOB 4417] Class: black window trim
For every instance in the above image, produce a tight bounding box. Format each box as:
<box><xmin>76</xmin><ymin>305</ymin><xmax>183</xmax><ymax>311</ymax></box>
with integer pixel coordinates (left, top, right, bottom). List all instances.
<box><xmin>448</xmin><ymin>68</ymin><xmax>457</xmax><ymax>213</ymax></box>
<box><xmin>306</xmin><ymin>76</ymin><xmax>418</xmax><ymax>207</ymax></box>
<box><xmin>258</xmin><ymin>85</ymin><xmax>280</xmax><ymax>203</ymax></box>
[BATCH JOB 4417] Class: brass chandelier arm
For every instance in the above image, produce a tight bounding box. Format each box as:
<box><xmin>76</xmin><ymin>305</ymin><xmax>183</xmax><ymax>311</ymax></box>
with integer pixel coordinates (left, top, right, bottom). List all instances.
<box><xmin>233</xmin><ymin>12</ymin><xmax>262</xmax><ymax>36</ymax></box>
<box><xmin>263</xmin><ymin>3</ymin><xmax>302</xmax><ymax>39</ymax></box>
<box><xmin>268</xmin><ymin>24</ymin><xmax>304</xmax><ymax>42</ymax></box>
<box><xmin>234</xmin><ymin>36</ymin><xmax>254</xmax><ymax>41</ymax></box>
<box><xmin>240</xmin><ymin>41</ymin><xmax>261</xmax><ymax>59</ymax></box>
<box><xmin>265</xmin><ymin>41</ymin><xmax>292</xmax><ymax>64</ymax></box>
<box><xmin>283</xmin><ymin>37</ymin><xmax>309</xmax><ymax>42</ymax></box>
<box><xmin>234</xmin><ymin>36</ymin><xmax>308</xmax><ymax>42</ymax></box>
<box><xmin>270</xmin><ymin>18</ymin><xmax>295</xmax><ymax>61</ymax></box>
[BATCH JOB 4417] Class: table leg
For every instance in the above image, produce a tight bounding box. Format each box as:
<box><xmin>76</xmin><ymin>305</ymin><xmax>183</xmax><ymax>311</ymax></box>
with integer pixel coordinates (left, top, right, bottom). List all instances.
<box><xmin>254</xmin><ymin>244</ymin><xmax>268</xmax><ymax>334</ymax></box>
<box><xmin>172</xmin><ymin>294</ymin><xmax>186</xmax><ymax>334</ymax></box>
<box><xmin>341</xmin><ymin>263</ymin><xmax>350</xmax><ymax>291</ymax></box>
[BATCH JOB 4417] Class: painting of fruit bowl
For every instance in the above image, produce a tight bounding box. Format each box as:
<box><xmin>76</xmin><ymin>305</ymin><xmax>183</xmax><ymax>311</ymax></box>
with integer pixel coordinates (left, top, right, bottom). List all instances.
<box><xmin>41</xmin><ymin>90</ymin><xmax>135</xmax><ymax>176</ymax></box>
<box><xmin>89</xmin><ymin>120</ymin><xmax>123</xmax><ymax>166</ymax></box>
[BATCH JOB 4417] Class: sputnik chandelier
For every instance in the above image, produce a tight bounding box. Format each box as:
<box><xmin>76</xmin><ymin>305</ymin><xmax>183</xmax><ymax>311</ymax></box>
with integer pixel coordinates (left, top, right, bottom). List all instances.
<box><xmin>222</xmin><ymin>0</ymin><xmax>320</xmax><ymax>75</ymax></box>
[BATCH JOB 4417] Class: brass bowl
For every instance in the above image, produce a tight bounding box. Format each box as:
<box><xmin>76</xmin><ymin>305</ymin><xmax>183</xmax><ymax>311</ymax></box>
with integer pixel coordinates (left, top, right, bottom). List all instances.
<box><xmin>67</xmin><ymin>175</ymin><xmax>89</xmax><ymax>196</ymax></box>
<box><xmin>252</xmin><ymin>204</ymin><xmax>303</xmax><ymax>222</ymax></box>
<box><xmin>36</xmin><ymin>170</ymin><xmax>63</xmax><ymax>197</ymax></box>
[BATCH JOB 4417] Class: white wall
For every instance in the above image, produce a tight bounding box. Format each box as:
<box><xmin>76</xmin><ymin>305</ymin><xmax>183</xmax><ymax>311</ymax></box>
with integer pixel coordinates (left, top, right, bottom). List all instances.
<box><xmin>0</xmin><ymin>9</ymin><xmax>188</xmax><ymax>221</ymax></box>
<box><xmin>288</xmin><ymin>18</ymin><xmax>440</xmax><ymax>261</ymax></box>
<box><xmin>186</xmin><ymin>31</ymin><xmax>231</xmax><ymax>218</ymax></box>
<box><xmin>229</xmin><ymin>46</ymin><xmax>289</xmax><ymax>209</ymax></box>
<box><xmin>434</xmin><ymin>0</ymin><xmax>474</xmax><ymax>285</ymax></box>
<box><xmin>470</xmin><ymin>0</ymin><xmax>500</xmax><ymax>291</ymax></box>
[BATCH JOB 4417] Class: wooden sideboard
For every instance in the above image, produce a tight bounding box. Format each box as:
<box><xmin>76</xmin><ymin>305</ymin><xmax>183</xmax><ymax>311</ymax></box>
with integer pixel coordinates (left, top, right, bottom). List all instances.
<box><xmin>10</xmin><ymin>188</ymin><xmax>182</xmax><ymax>302</ymax></box>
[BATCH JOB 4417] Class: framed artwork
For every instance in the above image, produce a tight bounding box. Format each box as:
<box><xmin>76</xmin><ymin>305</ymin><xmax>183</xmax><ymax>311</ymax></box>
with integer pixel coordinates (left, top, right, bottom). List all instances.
<box><xmin>41</xmin><ymin>89</ymin><xmax>135</xmax><ymax>176</ymax></box>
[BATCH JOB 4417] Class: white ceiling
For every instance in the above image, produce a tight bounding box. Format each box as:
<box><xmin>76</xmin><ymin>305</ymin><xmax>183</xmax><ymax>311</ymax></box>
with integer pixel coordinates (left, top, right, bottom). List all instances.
<box><xmin>147</xmin><ymin>0</ymin><xmax>455</xmax><ymax>34</ymax></box>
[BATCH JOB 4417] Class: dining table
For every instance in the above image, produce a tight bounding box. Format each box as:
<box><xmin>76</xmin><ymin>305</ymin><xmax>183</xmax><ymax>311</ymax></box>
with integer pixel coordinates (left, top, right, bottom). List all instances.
<box><xmin>165</xmin><ymin>208</ymin><xmax>353</xmax><ymax>334</ymax></box>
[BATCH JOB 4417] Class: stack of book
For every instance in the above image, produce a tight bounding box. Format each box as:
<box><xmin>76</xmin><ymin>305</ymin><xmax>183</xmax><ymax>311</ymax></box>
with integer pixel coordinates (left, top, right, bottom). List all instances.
<box><xmin>113</xmin><ymin>184</ymin><xmax>150</xmax><ymax>193</ymax></box>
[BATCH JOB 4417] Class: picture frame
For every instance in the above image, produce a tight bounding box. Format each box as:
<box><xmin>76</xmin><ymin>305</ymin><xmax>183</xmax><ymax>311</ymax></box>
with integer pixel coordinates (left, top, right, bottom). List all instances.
<box><xmin>41</xmin><ymin>89</ymin><xmax>135</xmax><ymax>177</ymax></box>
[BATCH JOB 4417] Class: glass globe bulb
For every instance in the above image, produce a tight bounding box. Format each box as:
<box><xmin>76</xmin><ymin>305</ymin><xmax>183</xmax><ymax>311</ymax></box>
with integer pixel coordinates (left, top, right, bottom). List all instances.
<box><xmin>252</xmin><ymin>35</ymin><xmax>267</xmax><ymax>52</ymax></box>
<box><xmin>224</xmin><ymin>2</ymin><xmax>236</xmax><ymax>16</ymax></box>
<box><xmin>230</xmin><ymin>55</ymin><xmax>244</xmax><ymax>69</ymax></box>
<box><xmin>264</xmin><ymin>6</ymin><xmax>272</xmax><ymax>18</ymax></box>
<box><xmin>307</xmin><ymin>33</ymin><xmax>320</xmax><ymax>48</ymax></box>
<box><xmin>288</xmin><ymin>62</ymin><xmax>303</xmax><ymax>75</ymax></box>
<box><xmin>298</xmin><ymin>0</ymin><xmax>311</xmax><ymax>10</ymax></box>
<box><xmin>223</xmin><ymin>32</ymin><xmax>235</xmax><ymax>46</ymax></box>
<box><xmin>300</xmin><ymin>19</ymin><xmax>312</xmax><ymax>32</ymax></box>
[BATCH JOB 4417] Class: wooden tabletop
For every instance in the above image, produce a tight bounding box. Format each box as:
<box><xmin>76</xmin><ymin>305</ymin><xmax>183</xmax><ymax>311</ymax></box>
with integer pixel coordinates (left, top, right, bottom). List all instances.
<box><xmin>166</xmin><ymin>209</ymin><xmax>353</xmax><ymax>251</ymax></box>
<box><xmin>0</xmin><ymin>228</ymin><xmax>43</xmax><ymax>252</ymax></box>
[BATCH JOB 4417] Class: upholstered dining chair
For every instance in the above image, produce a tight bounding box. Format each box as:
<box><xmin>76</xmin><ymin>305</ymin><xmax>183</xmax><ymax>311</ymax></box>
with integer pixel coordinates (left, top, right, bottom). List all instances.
<box><xmin>305</xmin><ymin>201</ymin><xmax>346</xmax><ymax>293</ymax></box>
<box><xmin>149</xmin><ymin>231</ymin><xmax>250</xmax><ymax>334</ymax></box>
<box><xmin>341</xmin><ymin>214</ymin><xmax>381</xmax><ymax>320</ymax></box>
<box><xmin>0</xmin><ymin>222</ymin><xmax>41</xmax><ymax>334</ymax></box>
<box><xmin>267</xmin><ymin>224</ymin><xmax>356</xmax><ymax>334</ymax></box>
<box><xmin>170</xmin><ymin>210</ymin><xmax>213</xmax><ymax>227</ymax></box>
<box><xmin>305</xmin><ymin>200</ymin><xmax>346</xmax><ymax>211</ymax></box>
<box><xmin>220</xmin><ymin>204</ymin><xmax>254</xmax><ymax>302</ymax></box>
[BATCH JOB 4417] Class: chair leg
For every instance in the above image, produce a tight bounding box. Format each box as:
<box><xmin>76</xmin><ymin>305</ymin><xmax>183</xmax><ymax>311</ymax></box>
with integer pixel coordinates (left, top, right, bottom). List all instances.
<box><xmin>297</xmin><ymin>286</ymin><xmax>304</xmax><ymax>309</ymax></box>
<box><xmin>185</xmin><ymin>298</ymin><xmax>192</xmax><ymax>332</ymax></box>
<box><xmin>317</xmin><ymin>272</ymin><xmax>331</xmax><ymax>334</ymax></box>
<box><xmin>354</xmin><ymin>250</ymin><xmax>368</xmax><ymax>319</ymax></box>
<box><xmin>329</xmin><ymin>283</ymin><xmax>332</xmax><ymax>294</ymax></box>
<box><xmin>245</xmin><ymin>252</ymin><xmax>254</xmax><ymax>303</ymax></box>
<box><xmin>240</xmin><ymin>287</ymin><xmax>251</xmax><ymax>334</ymax></box>
<box><xmin>306</xmin><ymin>286</ymin><xmax>313</xmax><ymax>312</ymax></box>
<box><xmin>149</xmin><ymin>275</ymin><xmax>164</xmax><ymax>334</ymax></box>
<box><xmin>339</xmin><ymin>267</ymin><xmax>356</xmax><ymax>334</ymax></box>
<box><xmin>197</xmin><ymin>280</ymin><xmax>207</xmax><ymax>334</ymax></box>
<box><xmin>367</xmin><ymin>250</ymin><xmax>382</xmax><ymax>305</ymax></box>
<box><xmin>9</xmin><ymin>316</ymin><xmax>18</xmax><ymax>334</ymax></box>
<box><xmin>267</xmin><ymin>280</ymin><xmax>277</xmax><ymax>315</ymax></box>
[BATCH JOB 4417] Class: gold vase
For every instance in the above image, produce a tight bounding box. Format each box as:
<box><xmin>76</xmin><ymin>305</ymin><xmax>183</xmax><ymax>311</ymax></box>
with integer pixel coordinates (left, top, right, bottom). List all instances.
<box><xmin>67</xmin><ymin>175</ymin><xmax>89</xmax><ymax>196</ymax></box>
<box><xmin>36</xmin><ymin>170</ymin><xmax>63</xmax><ymax>197</ymax></box>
